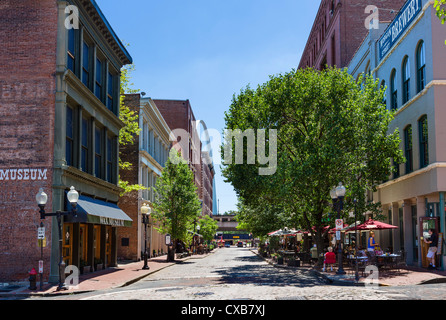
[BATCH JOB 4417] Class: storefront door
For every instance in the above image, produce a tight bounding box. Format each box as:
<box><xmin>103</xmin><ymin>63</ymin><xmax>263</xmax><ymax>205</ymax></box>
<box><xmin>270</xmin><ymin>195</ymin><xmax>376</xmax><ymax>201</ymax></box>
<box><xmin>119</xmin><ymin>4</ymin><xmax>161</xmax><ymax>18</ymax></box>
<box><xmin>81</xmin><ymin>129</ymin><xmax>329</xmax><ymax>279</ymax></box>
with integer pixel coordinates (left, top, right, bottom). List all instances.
<box><xmin>93</xmin><ymin>225</ymin><xmax>101</xmax><ymax>263</ymax></box>
<box><xmin>63</xmin><ymin>223</ymin><xmax>73</xmax><ymax>267</ymax></box>
<box><xmin>419</xmin><ymin>217</ymin><xmax>439</xmax><ymax>268</ymax></box>
<box><xmin>105</xmin><ymin>226</ymin><xmax>112</xmax><ymax>266</ymax></box>
<box><xmin>79</xmin><ymin>224</ymin><xmax>88</xmax><ymax>266</ymax></box>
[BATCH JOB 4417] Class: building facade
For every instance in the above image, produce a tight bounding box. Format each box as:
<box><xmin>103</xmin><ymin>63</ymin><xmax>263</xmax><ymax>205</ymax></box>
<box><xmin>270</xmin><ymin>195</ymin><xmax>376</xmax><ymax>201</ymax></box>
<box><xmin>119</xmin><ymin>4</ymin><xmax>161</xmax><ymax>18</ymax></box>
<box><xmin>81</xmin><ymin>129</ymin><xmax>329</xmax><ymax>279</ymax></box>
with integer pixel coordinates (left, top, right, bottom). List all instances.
<box><xmin>154</xmin><ymin>99</ymin><xmax>214</xmax><ymax>217</ymax></box>
<box><xmin>117</xmin><ymin>95</ymin><xmax>172</xmax><ymax>261</ymax></box>
<box><xmin>0</xmin><ymin>0</ymin><xmax>132</xmax><ymax>283</ymax></box>
<box><xmin>348</xmin><ymin>0</ymin><xmax>446</xmax><ymax>268</ymax></box>
<box><xmin>299</xmin><ymin>0</ymin><xmax>406</xmax><ymax>69</ymax></box>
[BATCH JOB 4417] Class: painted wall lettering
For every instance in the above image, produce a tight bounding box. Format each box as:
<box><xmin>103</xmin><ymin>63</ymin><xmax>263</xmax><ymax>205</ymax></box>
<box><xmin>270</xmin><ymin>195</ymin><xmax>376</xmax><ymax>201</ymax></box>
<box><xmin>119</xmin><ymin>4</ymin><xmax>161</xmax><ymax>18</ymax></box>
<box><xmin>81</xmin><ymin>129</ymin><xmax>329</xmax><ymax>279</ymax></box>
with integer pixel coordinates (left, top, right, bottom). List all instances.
<box><xmin>0</xmin><ymin>169</ymin><xmax>48</xmax><ymax>181</ymax></box>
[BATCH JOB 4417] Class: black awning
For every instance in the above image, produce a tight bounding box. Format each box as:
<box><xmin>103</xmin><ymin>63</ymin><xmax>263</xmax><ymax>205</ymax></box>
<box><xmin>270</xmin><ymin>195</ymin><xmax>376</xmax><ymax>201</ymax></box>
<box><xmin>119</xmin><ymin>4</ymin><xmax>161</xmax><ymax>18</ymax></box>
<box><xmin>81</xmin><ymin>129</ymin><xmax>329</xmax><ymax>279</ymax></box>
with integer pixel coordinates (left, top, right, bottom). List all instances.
<box><xmin>66</xmin><ymin>195</ymin><xmax>132</xmax><ymax>227</ymax></box>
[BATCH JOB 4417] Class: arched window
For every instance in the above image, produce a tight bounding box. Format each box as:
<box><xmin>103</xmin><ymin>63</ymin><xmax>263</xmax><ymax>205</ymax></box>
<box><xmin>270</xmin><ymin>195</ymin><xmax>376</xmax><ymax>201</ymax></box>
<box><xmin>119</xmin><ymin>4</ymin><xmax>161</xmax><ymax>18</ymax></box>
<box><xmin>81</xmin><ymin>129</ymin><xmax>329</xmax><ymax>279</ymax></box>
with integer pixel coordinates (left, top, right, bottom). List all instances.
<box><xmin>418</xmin><ymin>115</ymin><xmax>429</xmax><ymax>168</ymax></box>
<box><xmin>416</xmin><ymin>41</ymin><xmax>426</xmax><ymax>93</ymax></box>
<box><xmin>402</xmin><ymin>56</ymin><xmax>410</xmax><ymax>104</ymax></box>
<box><xmin>404</xmin><ymin>125</ymin><xmax>413</xmax><ymax>174</ymax></box>
<box><xmin>390</xmin><ymin>69</ymin><xmax>398</xmax><ymax>110</ymax></box>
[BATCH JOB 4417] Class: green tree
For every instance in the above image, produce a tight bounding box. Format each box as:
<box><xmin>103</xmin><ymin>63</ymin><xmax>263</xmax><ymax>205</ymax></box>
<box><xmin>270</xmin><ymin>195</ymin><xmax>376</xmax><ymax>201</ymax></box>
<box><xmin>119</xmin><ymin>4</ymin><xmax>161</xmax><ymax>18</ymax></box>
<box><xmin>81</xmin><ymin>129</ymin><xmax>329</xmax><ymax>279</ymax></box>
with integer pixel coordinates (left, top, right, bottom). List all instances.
<box><xmin>235</xmin><ymin>199</ymin><xmax>290</xmax><ymax>238</ymax></box>
<box><xmin>118</xmin><ymin>64</ymin><xmax>146</xmax><ymax>196</ymax></box>
<box><xmin>222</xmin><ymin>67</ymin><xmax>403</xmax><ymax>259</ymax></box>
<box><xmin>434</xmin><ymin>0</ymin><xmax>446</xmax><ymax>44</ymax></box>
<box><xmin>152</xmin><ymin>149</ymin><xmax>202</xmax><ymax>261</ymax></box>
<box><xmin>198</xmin><ymin>215</ymin><xmax>219</xmax><ymax>243</ymax></box>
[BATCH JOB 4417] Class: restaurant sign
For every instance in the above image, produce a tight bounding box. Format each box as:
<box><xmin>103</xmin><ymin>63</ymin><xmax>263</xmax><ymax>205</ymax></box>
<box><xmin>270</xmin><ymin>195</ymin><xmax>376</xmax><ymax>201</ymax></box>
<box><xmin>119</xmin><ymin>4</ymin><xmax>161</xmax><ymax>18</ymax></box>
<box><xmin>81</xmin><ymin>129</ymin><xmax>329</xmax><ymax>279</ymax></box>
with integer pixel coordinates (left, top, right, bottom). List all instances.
<box><xmin>378</xmin><ymin>0</ymin><xmax>422</xmax><ymax>61</ymax></box>
<box><xmin>99</xmin><ymin>216</ymin><xmax>125</xmax><ymax>227</ymax></box>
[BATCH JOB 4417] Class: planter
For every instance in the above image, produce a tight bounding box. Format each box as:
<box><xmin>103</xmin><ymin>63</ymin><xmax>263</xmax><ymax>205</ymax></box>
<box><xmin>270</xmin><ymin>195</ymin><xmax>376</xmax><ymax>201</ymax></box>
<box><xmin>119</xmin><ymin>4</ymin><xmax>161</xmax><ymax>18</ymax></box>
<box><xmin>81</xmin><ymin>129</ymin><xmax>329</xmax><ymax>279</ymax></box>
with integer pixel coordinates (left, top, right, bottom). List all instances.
<box><xmin>287</xmin><ymin>259</ymin><xmax>300</xmax><ymax>267</ymax></box>
<box><xmin>82</xmin><ymin>266</ymin><xmax>91</xmax><ymax>274</ymax></box>
<box><xmin>95</xmin><ymin>264</ymin><xmax>104</xmax><ymax>271</ymax></box>
<box><xmin>277</xmin><ymin>257</ymin><xmax>284</xmax><ymax>265</ymax></box>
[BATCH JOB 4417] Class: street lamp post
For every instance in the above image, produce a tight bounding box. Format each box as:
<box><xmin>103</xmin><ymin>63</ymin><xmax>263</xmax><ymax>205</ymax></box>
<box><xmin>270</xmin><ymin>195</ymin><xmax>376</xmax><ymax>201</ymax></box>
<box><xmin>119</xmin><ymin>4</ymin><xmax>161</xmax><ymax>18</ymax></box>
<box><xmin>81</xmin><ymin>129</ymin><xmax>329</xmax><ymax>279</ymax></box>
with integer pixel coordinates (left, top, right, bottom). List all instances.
<box><xmin>141</xmin><ymin>203</ymin><xmax>151</xmax><ymax>270</ymax></box>
<box><xmin>196</xmin><ymin>225</ymin><xmax>201</xmax><ymax>254</ymax></box>
<box><xmin>353</xmin><ymin>198</ymin><xmax>359</xmax><ymax>283</ymax></box>
<box><xmin>36</xmin><ymin>186</ymin><xmax>79</xmax><ymax>291</ymax></box>
<box><xmin>330</xmin><ymin>182</ymin><xmax>346</xmax><ymax>275</ymax></box>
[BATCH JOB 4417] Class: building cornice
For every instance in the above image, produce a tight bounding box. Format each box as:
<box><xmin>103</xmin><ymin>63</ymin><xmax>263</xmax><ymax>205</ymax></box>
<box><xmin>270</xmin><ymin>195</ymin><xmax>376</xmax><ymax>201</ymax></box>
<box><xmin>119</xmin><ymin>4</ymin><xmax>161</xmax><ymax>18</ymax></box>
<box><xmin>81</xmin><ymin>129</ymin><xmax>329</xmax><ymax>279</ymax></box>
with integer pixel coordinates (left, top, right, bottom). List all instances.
<box><xmin>377</xmin><ymin>162</ymin><xmax>446</xmax><ymax>189</ymax></box>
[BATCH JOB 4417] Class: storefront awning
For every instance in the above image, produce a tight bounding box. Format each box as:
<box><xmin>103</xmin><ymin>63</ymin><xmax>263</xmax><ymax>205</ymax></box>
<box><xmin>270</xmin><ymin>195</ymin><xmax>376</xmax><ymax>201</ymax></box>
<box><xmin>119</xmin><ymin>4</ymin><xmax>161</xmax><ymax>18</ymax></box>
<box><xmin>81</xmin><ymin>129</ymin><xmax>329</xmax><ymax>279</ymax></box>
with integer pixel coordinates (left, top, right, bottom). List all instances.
<box><xmin>66</xmin><ymin>195</ymin><xmax>132</xmax><ymax>227</ymax></box>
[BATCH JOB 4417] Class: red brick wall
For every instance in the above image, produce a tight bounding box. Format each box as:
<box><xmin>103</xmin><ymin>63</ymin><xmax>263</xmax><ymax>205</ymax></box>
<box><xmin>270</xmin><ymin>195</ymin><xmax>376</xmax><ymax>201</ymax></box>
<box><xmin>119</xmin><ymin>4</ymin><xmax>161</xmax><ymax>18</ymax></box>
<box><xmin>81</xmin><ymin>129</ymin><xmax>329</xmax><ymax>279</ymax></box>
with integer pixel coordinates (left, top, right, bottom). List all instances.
<box><xmin>299</xmin><ymin>0</ymin><xmax>406</xmax><ymax>69</ymax></box>
<box><xmin>117</xmin><ymin>94</ymin><xmax>141</xmax><ymax>261</ymax></box>
<box><xmin>153</xmin><ymin>99</ymin><xmax>203</xmax><ymax>197</ymax></box>
<box><xmin>0</xmin><ymin>0</ymin><xmax>58</xmax><ymax>282</ymax></box>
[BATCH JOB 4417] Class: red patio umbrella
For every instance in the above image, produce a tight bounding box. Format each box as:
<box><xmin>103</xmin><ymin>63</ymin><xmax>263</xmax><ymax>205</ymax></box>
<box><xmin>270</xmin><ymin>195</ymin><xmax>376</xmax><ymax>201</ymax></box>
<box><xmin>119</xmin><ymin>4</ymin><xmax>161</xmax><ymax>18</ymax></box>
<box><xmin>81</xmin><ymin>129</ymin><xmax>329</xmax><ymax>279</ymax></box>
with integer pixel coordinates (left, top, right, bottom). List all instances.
<box><xmin>344</xmin><ymin>218</ymin><xmax>398</xmax><ymax>232</ymax></box>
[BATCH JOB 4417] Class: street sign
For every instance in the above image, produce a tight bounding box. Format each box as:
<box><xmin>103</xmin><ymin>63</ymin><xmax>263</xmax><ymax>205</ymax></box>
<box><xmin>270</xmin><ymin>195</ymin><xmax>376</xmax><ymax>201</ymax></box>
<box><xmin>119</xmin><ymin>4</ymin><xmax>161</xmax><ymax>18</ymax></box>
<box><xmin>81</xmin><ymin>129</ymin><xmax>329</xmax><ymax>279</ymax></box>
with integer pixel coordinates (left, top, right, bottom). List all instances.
<box><xmin>38</xmin><ymin>227</ymin><xmax>45</xmax><ymax>240</ymax></box>
<box><xmin>336</xmin><ymin>231</ymin><xmax>341</xmax><ymax>241</ymax></box>
<box><xmin>165</xmin><ymin>234</ymin><xmax>171</xmax><ymax>246</ymax></box>
<box><xmin>335</xmin><ymin>219</ymin><xmax>343</xmax><ymax>230</ymax></box>
<box><xmin>38</xmin><ymin>260</ymin><xmax>43</xmax><ymax>274</ymax></box>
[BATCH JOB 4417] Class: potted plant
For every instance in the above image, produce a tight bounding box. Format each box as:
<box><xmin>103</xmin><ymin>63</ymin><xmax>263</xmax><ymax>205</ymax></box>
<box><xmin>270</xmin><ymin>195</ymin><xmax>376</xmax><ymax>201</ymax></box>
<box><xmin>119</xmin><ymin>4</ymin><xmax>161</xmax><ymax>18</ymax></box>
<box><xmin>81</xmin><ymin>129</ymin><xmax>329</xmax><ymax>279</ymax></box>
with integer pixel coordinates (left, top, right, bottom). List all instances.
<box><xmin>287</xmin><ymin>256</ymin><xmax>300</xmax><ymax>267</ymax></box>
<box><xmin>80</xmin><ymin>259</ymin><xmax>91</xmax><ymax>274</ymax></box>
<box><xmin>277</xmin><ymin>254</ymin><xmax>284</xmax><ymax>265</ymax></box>
<box><xmin>94</xmin><ymin>258</ymin><xmax>103</xmax><ymax>271</ymax></box>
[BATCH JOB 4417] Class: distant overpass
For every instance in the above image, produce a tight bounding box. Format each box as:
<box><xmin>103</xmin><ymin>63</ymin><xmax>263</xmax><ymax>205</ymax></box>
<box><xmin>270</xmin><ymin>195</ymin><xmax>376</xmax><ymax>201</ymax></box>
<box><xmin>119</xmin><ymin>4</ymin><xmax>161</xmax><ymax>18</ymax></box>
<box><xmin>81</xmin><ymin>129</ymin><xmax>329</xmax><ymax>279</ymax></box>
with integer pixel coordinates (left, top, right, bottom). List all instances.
<box><xmin>213</xmin><ymin>214</ymin><xmax>239</xmax><ymax>232</ymax></box>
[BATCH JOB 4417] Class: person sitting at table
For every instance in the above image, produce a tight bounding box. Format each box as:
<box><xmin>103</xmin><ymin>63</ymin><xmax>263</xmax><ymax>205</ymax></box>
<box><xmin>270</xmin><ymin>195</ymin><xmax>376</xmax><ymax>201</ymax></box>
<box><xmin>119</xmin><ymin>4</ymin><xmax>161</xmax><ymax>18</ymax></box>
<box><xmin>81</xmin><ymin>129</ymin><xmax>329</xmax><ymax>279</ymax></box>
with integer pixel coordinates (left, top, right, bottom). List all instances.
<box><xmin>310</xmin><ymin>244</ymin><xmax>318</xmax><ymax>264</ymax></box>
<box><xmin>368</xmin><ymin>231</ymin><xmax>379</xmax><ymax>254</ymax></box>
<box><xmin>322</xmin><ymin>247</ymin><xmax>336</xmax><ymax>272</ymax></box>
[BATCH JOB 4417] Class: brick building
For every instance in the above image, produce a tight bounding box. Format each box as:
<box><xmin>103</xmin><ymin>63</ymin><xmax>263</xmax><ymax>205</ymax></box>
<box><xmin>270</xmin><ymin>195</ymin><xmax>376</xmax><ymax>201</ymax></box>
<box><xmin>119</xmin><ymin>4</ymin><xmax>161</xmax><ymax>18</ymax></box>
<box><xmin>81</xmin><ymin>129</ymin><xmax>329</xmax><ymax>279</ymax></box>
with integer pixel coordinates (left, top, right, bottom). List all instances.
<box><xmin>117</xmin><ymin>94</ymin><xmax>172</xmax><ymax>261</ymax></box>
<box><xmin>153</xmin><ymin>99</ymin><xmax>210</xmax><ymax>215</ymax></box>
<box><xmin>298</xmin><ymin>0</ymin><xmax>406</xmax><ymax>69</ymax></box>
<box><xmin>0</xmin><ymin>0</ymin><xmax>132</xmax><ymax>283</ymax></box>
<box><xmin>201</xmin><ymin>151</ymin><xmax>215</xmax><ymax>217</ymax></box>
<box><xmin>348</xmin><ymin>0</ymin><xmax>446</xmax><ymax>269</ymax></box>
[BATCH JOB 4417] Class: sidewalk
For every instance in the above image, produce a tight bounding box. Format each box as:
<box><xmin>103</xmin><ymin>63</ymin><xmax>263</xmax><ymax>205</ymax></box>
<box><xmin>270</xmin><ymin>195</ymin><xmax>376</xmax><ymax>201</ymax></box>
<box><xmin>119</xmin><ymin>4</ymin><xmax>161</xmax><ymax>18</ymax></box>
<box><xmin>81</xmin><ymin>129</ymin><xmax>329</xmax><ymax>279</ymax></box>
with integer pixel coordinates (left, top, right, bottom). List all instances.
<box><xmin>251</xmin><ymin>249</ymin><xmax>446</xmax><ymax>287</ymax></box>
<box><xmin>0</xmin><ymin>251</ymin><xmax>213</xmax><ymax>298</ymax></box>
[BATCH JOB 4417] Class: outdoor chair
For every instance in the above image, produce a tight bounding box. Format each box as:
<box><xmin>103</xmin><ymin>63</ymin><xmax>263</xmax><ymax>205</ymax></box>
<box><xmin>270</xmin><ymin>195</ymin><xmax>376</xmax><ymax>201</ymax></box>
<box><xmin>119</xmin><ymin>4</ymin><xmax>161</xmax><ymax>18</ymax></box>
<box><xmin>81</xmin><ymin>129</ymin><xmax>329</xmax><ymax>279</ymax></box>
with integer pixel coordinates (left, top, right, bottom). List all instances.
<box><xmin>395</xmin><ymin>250</ymin><xmax>406</xmax><ymax>271</ymax></box>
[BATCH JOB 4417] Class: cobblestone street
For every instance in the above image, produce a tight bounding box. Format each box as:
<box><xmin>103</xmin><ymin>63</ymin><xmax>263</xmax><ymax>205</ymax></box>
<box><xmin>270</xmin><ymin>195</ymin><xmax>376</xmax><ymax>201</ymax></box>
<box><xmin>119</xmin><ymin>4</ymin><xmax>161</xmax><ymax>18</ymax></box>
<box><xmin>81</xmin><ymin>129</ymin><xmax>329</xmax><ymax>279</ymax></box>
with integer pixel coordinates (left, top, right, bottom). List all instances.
<box><xmin>31</xmin><ymin>246</ymin><xmax>446</xmax><ymax>301</ymax></box>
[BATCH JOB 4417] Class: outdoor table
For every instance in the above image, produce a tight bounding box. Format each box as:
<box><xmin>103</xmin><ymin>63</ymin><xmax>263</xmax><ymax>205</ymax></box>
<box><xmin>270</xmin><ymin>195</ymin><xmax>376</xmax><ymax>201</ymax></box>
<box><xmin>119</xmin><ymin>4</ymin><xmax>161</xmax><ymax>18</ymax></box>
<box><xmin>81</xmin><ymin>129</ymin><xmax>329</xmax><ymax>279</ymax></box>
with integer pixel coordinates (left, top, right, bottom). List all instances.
<box><xmin>346</xmin><ymin>256</ymin><xmax>368</xmax><ymax>268</ymax></box>
<box><xmin>376</xmin><ymin>254</ymin><xmax>400</xmax><ymax>269</ymax></box>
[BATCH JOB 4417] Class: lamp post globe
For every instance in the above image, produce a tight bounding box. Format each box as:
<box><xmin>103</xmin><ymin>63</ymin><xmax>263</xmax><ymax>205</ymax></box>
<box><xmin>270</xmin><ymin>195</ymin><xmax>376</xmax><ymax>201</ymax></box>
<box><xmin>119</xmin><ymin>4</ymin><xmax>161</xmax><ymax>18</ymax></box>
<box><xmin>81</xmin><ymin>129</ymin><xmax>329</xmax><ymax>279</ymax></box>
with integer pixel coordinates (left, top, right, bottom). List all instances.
<box><xmin>36</xmin><ymin>188</ymin><xmax>48</xmax><ymax>206</ymax></box>
<box><xmin>141</xmin><ymin>203</ymin><xmax>151</xmax><ymax>270</ymax></box>
<box><xmin>335</xmin><ymin>182</ymin><xmax>346</xmax><ymax>198</ymax></box>
<box><xmin>67</xmin><ymin>186</ymin><xmax>79</xmax><ymax>206</ymax></box>
<box><xmin>330</xmin><ymin>187</ymin><xmax>337</xmax><ymax>200</ymax></box>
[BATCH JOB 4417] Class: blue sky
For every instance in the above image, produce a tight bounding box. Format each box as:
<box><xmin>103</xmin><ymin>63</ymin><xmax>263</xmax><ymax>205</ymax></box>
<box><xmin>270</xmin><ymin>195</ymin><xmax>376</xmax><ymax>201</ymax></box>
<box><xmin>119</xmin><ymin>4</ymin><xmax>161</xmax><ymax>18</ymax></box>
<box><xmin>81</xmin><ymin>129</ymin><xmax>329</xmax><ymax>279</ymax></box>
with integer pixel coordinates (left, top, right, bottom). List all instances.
<box><xmin>96</xmin><ymin>0</ymin><xmax>319</xmax><ymax>214</ymax></box>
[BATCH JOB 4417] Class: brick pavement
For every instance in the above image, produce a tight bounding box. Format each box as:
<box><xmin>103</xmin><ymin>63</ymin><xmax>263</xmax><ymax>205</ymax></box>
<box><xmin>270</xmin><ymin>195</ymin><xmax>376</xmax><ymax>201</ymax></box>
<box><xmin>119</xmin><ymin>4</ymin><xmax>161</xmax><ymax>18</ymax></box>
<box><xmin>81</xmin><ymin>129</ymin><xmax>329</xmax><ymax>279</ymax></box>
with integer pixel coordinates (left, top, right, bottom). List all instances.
<box><xmin>255</xmin><ymin>249</ymin><xmax>446</xmax><ymax>286</ymax></box>
<box><xmin>0</xmin><ymin>253</ymin><xmax>210</xmax><ymax>298</ymax></box>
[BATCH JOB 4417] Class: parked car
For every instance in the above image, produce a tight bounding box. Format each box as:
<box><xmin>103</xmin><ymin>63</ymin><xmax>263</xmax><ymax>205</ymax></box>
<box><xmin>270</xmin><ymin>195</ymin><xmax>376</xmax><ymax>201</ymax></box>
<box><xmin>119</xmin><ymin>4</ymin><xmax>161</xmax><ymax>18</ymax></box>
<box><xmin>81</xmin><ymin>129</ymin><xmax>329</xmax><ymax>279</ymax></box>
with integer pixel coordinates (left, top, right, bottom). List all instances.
<box><xmin>224</xmin><ymin>242</ymin><xmax>231</xmax><ymax>248</ymax></box>
<box><xmin>237</xmin><ymin>241</ymin><xmax>243</xmax><ymax>247</ymax></box>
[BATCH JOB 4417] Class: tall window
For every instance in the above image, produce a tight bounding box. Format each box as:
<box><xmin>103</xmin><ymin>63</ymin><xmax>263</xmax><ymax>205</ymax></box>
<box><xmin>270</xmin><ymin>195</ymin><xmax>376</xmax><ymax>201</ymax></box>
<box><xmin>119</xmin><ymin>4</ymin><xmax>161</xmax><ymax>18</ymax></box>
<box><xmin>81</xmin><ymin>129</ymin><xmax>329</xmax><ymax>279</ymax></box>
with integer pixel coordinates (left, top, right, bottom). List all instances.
<box><xmin>402</xmin><ymin>56</ymin><xmax>410</xmax><ymax>104</ymax></box>
<box><xmin>67</xmin><ymin>28</ymin><xmax>76</xmax><ymax>72</ymax></box>
<box><xmin>417</xmin><ymin>41</ymin><xmax>426</xmax><ymax>93</ymax></box>
<box><xmin>95</xmin><ymin>127</ymin><xmax>103</xmax><ymax>178</ymax></box>
<box><xmin>107</xmin><ymin>72</ymin><xmax>115</xmax><ymax>112</ymax></box>
<box><xmin>81</xmin><ymin>117</ymin><xmax>90</xmax><ymax>173</ymax></box>
<box><xmin>404</xmin><ymin>125</ymin><xmax>413</xmax><ymax>174</ymax></box>
<box><xmin>66</xmin><ymin>106</ymin><xmax>74</xmax><ymax>166</ymax></box>
<box><xmin>106</xmin><ymin>136</ymin><xmax>114</xmax><ymax>183</ymax></box>
<box><xmin>419</xmin><ymin>115</ymin><xmax>429</xmax><ymax>168</ymax></box>
<box><xmin>95</xmin><ymin>58</ymin><xmax>103</xmax><ymax>101</ymax></box>
<box><xmin>390</xmin><ymin>69</ymin><xmax>398</xmax><ymax>110</ymax></box>
<box><xmin>82</xmin><ymin>42</ymin><xmax>91</xmax><ymax>88</ymax></box>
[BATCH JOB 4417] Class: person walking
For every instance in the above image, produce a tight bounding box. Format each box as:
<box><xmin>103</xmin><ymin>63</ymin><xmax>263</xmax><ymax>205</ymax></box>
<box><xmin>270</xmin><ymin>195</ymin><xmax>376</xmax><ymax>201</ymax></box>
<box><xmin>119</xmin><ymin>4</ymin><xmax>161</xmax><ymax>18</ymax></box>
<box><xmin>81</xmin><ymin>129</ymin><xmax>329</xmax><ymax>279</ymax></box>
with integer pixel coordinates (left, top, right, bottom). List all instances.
<box><xmin>424</xmin><ymin>229</ymin><xmax>438</xmax><ymax>270</ymax></box>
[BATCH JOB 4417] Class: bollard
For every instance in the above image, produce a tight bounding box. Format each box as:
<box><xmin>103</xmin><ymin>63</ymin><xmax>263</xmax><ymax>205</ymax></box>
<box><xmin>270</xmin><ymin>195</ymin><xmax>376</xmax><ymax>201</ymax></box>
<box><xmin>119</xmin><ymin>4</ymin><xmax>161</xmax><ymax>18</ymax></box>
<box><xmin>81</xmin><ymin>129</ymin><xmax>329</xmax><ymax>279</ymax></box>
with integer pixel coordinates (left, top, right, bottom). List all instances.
<box><xmin>29</xmin><ymin>268</ymin><xmax>37</xmax><ymax>290</ymax></box>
